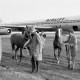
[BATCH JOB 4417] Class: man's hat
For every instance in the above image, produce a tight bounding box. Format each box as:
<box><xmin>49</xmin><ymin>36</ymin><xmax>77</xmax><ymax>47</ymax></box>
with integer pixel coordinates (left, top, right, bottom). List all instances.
<box><xmin>28</xmin><ymin>26</ymin><xmax>36</xmax><ymax>33</ymax></box>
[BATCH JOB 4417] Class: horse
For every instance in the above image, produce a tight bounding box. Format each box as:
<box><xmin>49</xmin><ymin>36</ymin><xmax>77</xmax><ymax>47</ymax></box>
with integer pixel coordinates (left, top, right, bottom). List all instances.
<box><xmin>53</xmin><ymin>27</ymin><xmax>63</xmax><ymax>64</ymax></box>
<box><xmin>10</xmin><ymin>30</ymin><xmax>30</xmax><ymax>64</ymax></box>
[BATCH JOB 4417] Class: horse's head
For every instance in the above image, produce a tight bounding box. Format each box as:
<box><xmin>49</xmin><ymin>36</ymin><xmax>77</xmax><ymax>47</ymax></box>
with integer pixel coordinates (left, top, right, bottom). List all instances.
<box><xmin>55</xmin><ymin>27</ymin><xmax>62</xmax><ymax>39</ymax></box>
<box><xmin>24</xmin><ymin>26</ymin><xmax>31</xmax><ymax>39</ymax></box>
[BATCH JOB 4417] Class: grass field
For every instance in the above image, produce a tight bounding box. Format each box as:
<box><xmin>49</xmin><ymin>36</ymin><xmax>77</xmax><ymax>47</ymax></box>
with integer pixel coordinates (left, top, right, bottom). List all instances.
<box><xmin>0</xmin><ymin>36</ymin><xmax>80</xmax><ymax>80</ymax></box>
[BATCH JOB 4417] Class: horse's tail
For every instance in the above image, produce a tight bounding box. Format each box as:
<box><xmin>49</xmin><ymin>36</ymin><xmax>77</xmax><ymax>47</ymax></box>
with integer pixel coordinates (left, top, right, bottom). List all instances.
<box><xmin>10</xmin><ymin>35</ymin><xmax>15</xmax><ymax>51</ymax></box>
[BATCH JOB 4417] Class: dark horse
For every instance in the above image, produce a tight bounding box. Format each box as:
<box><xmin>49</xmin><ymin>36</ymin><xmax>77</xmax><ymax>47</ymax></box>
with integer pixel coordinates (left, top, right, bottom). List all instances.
<box><xmin>53</xmin><ymin>27</ymin><xmax>62</xmax><ymax>64</ymax></box>
<box><xmin>10</xmin><ymin>32</ymin><xmax>29</xmax><ymax>64</ymax></box>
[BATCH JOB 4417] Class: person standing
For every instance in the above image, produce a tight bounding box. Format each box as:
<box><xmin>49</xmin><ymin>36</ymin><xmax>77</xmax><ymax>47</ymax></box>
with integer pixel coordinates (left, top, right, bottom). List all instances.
<box><xmin>24</xmin><ymin>26</ymin><xmax>43</xmax><ymax>73</ymax></box>
<box><xmin>64</xmin><ymin>29</ymin><xmax>78</xmax><ymax>70</ymax></box>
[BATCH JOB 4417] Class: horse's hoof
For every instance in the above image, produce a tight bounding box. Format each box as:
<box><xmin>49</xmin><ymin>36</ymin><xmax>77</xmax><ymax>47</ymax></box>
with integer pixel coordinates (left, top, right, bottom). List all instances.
<box><xmin>17</xmin><ymin>61</ymin><xmax>21</xmax><ymax>65</ymax></box>
<box><xmin>68</xmin><ymin>65</ymin><xmax>70</xmax><ymax>69</ymax></box>
<box><xmin>53</xmin><ymin>58</ymin><xmax>55</xmax><ymax>60</ymax></box>
<box><xmin>32</xmin><ymin>69</ymin><xmax>35</xmax><ymax>73</ymax></box>
<box><xmin>70</xmin><ymin>67</ymin><xmax>73</xmax><ymax>70</ymax></box>
<box><xmin>17</xmin><ymin>60</ymin><xmax>21</xmax><ymax>65</ymax></box>
<box><xmin>57</xmin><ymin>60</ymin><xmax>60</xmax><ymax>64</ymax></box>
<box><xmin>18</xmin><ymin>62</ymin><xmax>21</xmax><ymax>65</ymax></box>
<box><xmin>12</xmin><ymin>56</ymin><xmax>14</xmax><ymax>59</ymax></box>
<box><xmin>53</xmin><ymin>57</ymin><xmax>57</xmax><ymax>61</ymax></box>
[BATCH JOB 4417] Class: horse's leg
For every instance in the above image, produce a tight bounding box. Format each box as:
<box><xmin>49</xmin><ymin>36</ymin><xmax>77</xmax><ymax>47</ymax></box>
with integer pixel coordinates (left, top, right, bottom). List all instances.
<box><xmin>36</xmin><ymin>60</ymin><xmax>39</xmax><ymax>72</ymax></box>
<box><xmin>54</xmin><ymin>48</ymin><xmax>57</xmax><ymax>60</ymax></box>
<box><xmin>12</xmin><ymin>49</ymin><xmax>15</xmax><ymax>59</ymax></box>
<box><xmin>57</xmin><ymin>49</ymin><xmax>61</xmax><ymax>64</ymax></box>
<box><xmin>19</xmin><ymin>48</ymin><xmax>23</xmax><ymax>64</ymax></box>
<box><xmin>58</xmin><ymin>48</ymin><xmax>61</xmax><ymax>57</ymax></box>
<box><xmin>12</xmin><ymin>44</ymin><xmax>15</xmax><ymax>59</ymax></box>
<box><xmin>31</xmin><ymin>56</ymin><xmax>35</xmax><ymax>73</ymax></box>
<box><xmin>68</xmin><ymin>59</ymin><xmax>70</xmax><ymax>69</ymax></box>
<box><xmin>15</xmin><ymin>47</ymin><xmax>19</xmax><ymax>61</ymax></box>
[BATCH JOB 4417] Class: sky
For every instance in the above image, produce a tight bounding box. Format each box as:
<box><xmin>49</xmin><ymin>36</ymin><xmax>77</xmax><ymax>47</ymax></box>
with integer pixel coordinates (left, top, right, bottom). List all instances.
<box><xmin>0</xmin><ymin>0</ymin><xmax>80</xmax><ymax>23</ymax></box>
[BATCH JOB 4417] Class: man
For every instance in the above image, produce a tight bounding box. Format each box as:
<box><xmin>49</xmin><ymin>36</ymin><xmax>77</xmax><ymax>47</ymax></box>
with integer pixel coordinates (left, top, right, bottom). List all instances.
<box><xmin>40</xmin><ymin>31</ymin><xmax>46</xmax><ymax>54</ymax></box>
<box><xmin>23</xmin><ymin>26</ymin><xmax>43</xmax><ymax>73</ymax></box>
<box><xmin>64</xmin><ymin>29</ymin><xmax>78</xmax><ymax>70</ymax></box>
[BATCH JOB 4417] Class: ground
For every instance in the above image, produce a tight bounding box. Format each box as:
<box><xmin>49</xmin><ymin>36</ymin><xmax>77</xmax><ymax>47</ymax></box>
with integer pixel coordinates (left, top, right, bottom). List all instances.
<box><xmin>0</xmin><ymin>36</ymin><xmax>80</xmax><ymax>80</ymax></box>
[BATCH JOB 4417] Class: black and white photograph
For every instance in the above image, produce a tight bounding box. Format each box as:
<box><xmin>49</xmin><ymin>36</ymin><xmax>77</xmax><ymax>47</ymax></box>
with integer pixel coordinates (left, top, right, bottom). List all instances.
<box><xmin>0</xmin><ymin>0</ymin><xmax>80</xmax><ymax>80</ymax></box>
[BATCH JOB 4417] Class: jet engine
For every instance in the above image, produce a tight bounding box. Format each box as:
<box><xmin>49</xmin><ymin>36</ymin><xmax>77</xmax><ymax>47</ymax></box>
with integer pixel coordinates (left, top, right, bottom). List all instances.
<box><xmin>0</xmin><ymin>28</ymin><xmax>11</xmax><ymax>35</ymax></box>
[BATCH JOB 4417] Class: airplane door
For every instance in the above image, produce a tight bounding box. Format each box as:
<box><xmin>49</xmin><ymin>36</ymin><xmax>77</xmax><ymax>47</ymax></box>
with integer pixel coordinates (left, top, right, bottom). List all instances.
<box><xmin>72</xmin><ymin>26</ymin><xmax>78</xmax><ymax>31</ymax></box>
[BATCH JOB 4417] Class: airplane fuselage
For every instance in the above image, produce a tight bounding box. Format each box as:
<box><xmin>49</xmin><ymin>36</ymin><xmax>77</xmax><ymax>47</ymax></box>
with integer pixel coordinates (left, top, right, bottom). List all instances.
<box><xmin>0</xmin><ymin>17</ymin><xmax>80</xmax><ymax>33</ymax></box>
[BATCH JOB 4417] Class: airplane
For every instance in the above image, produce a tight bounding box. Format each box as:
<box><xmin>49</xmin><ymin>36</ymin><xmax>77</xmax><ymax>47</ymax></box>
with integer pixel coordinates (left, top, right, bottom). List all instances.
<box><xmin>0</xmin><ymin>17</ymin><xmax>80</xmax><ymax>35</ymax></box>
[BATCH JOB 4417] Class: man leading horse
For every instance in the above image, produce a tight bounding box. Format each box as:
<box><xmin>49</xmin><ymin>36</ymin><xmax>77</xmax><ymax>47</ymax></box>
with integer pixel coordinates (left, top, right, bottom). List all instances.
<box><xmin>63</xmin><ymin>29</ymin><xmax>78</xmax><ymax>70</ymax></box>
<box><xmin>23</xmin><ymin>26</ymin><xmax>43</xmax><ymax>73</ymax></box>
